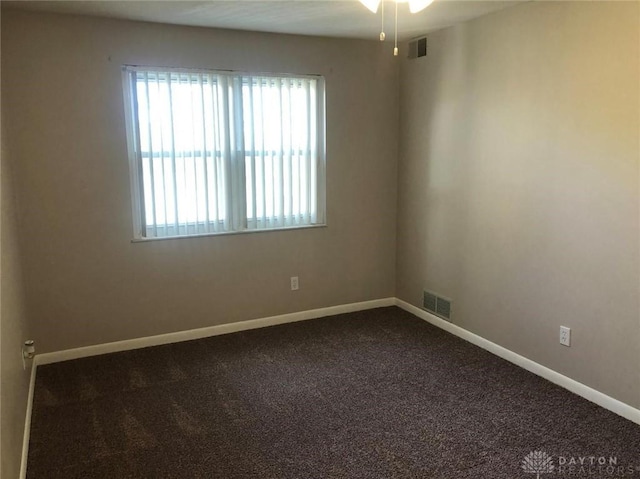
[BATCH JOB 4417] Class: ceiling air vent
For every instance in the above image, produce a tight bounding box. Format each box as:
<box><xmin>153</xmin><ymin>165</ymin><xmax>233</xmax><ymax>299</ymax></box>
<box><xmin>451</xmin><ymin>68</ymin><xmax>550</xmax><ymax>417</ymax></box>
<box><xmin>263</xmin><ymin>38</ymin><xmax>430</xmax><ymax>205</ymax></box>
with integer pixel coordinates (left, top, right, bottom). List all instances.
<box><xmin>408</xmin><ymin>36</ymin><xmax>427</xmax><ymax>59</ymax></box>
<box><xmin>422</xmin><ymin>289</ymin><xmax>452</xmax><ymax>322</ymax></box>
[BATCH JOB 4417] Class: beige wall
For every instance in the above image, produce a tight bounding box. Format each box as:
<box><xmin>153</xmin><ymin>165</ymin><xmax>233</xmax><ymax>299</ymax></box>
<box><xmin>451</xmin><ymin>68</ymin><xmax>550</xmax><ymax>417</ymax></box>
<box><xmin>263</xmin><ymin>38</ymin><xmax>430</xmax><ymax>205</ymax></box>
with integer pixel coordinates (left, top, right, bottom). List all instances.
<box><xmin>1</xmin><ymin>110</ymin><xmax>32</xmax><ymax>478</ymax></box>
<box><xmin>397</xmin><ymin>1</ymin><xmax>640</xmax><ymax>408</ymax></box>
<box><xmin>1</xmin><ymin>10</ymin><xmax>399</xmax><ymax>353</ymax></box>
<box><xmin>2</xmin><ymin>0</ymin><xmax>639</xmax><ymax>430</ymax></box>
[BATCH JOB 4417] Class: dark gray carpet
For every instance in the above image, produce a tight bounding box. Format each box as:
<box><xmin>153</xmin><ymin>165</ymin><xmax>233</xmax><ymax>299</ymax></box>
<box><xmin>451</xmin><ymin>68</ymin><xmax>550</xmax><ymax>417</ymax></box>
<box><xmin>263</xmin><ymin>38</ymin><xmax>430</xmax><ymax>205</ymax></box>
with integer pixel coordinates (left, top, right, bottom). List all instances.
<box><xmin>27</xmin><ymin>307</ymin><xmax>640</xmax><ymax>478</ymax></box>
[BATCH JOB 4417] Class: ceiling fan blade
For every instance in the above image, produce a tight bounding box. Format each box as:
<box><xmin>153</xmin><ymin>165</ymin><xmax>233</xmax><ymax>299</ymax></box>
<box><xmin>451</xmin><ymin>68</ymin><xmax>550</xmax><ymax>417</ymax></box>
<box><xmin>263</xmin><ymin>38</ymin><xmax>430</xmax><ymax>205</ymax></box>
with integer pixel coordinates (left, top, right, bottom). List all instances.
<box><xmin>409</xmin><ymin>0</ymin><xmax>435</xmax><ymax>13</ymax></box>
<box><xmin>359</xmin><ymin>0</ymin><xmax>382</xmax><ymax>14</ymax></box>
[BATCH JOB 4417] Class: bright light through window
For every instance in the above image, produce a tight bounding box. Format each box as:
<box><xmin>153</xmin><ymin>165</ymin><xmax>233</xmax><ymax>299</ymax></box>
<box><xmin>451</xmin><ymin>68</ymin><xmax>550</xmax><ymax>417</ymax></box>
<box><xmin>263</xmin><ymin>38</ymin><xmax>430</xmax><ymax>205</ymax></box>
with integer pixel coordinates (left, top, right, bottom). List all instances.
<box><xmin>123</xmin><ymin>67</ymin><xmax>326</xmax><ymax>239</ymax></box>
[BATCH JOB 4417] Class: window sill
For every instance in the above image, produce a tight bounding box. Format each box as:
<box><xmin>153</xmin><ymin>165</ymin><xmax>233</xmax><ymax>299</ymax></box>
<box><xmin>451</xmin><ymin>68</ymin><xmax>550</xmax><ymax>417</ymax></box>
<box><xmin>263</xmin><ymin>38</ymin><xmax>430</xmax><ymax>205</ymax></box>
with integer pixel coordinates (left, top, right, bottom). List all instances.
<box><xmin>131</xmin><ymin>223</ymin><xmax>327</xmax><ymax>243</ymax></box>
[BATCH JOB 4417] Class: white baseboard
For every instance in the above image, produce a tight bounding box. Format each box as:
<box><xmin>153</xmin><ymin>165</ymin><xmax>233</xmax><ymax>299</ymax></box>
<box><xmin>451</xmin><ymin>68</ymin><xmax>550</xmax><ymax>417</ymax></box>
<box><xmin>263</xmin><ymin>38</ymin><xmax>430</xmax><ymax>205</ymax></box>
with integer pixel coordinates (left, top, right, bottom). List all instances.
<box><xmin>21</xmin><ymin>295</ymin><xmax>639</xmax><ymax>479</ymax></box>
<box><xmin>19</xmin><ymin>362</ymin><xmax>37</xmax><ymax>479</ymax></box>
<box><xmin>35</xmin><ymin>297</ymin><xmax>396</xmax><ymax>366</ymax></box>
<box><xmin>395</xmin><ymin>298</ymin><xmax>640</xmax><ymax>426</ymax></box>
<box><xmin>21</xmin><ymin>297</ymin><xmax>394</xmax><ymax>478</ymax></box>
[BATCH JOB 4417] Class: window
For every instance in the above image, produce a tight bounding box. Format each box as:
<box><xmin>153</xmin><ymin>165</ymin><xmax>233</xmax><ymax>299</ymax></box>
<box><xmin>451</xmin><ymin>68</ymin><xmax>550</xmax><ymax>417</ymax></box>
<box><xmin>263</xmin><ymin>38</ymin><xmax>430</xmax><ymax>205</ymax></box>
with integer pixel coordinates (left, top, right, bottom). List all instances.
<box><xmin>122</xmin><ymin>66</ymin><xmax>326</xmax><ymax>239</ymax></box>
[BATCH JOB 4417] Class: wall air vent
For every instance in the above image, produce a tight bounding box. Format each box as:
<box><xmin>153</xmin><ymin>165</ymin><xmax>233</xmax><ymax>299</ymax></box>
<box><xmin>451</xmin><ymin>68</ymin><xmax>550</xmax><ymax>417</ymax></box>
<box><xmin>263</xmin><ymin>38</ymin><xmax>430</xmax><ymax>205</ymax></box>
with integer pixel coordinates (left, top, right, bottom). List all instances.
<box><xmin>408</xmin><ymin>36</ymin><xmax>427</xmax><ymax>59</ymax></box>
<box><xmin>423</xmin><ymin>291</ymin><xmax>437</xmax><ymax>313</ymax></box>
<box><xmin>422</xmin><ymin>289</ymin><xmax>452</xmax><ymax>322</ymax></box>
<box><xmin>436</xmin><ymin>297</ymin><xmax>451</xmax><ymax>320</ymax></box>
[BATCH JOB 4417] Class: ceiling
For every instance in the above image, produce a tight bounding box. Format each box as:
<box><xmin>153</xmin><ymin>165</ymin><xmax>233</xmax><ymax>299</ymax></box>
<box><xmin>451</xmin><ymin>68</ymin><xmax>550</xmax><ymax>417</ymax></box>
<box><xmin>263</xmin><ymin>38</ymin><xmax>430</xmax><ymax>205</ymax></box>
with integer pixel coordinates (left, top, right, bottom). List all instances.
<box><xmin>3</xmin><ymin>0</ymin><xmax>523</xmax><ymax>41</ymax></box>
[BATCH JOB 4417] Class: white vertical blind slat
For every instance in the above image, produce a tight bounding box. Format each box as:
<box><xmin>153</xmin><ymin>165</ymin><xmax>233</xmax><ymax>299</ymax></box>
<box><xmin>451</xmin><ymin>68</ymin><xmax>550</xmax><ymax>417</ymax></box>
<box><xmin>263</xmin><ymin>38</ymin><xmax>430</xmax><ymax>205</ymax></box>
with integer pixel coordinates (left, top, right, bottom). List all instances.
<box><xmin>232</xmin><ymin>76</ymin><xmax>247</xmax><ymax>230</ymax></box>
<box><xmin>165</xmin><ymin>72</ymin><xmax>181</xmax><ymax>235</ymax></box>
<box><xmin>154</xmin><ymin>73</ymin><xmax>169</xmax><ymax>234</ymax></box>
<box><xmin>270</xmin><ymin>79</ymin><xmax>277</xmax><ymax>226</ymax></box>
<box><xmin>186</xmin><ymin>73</ymin><xmax>200</xmax><ymax>234</ymax></box>
<box><xmin>277</xmin><ymin>78</ymin><xmax>285</xmax><ymax>227</ymax></box>
<box><xmin>297</xmin><ymin>80</ymin><xmax>305</xmax><ymax>225</ymax></box>
<box><xmin>220</xmin><ymin>76</ymin><xmax>235</xmax><ymax>230</ymax></box>
<box><xmin>124</xmin><ymin>70</ymin><xmax>143</xmax><ymax>237</ymax></box>
<box><xmin>196</xmin><ymin>74</ymin><xmax>211</xmax><ymax>233</ymax></box>
<box><xmin>286</xmin><ymin>80</ymin><xmax>295</xmax><ymax>226</ymax></box>
<box><xmin>142</xmin><ymin>72</ymin><xmax>158</xmax><ymax>237</ymax></box>
<box><xmin>209</xmin><ymin>77</ymin><xmax>221</xmax><ymax>231</ymax></box>
<box><xmin>310</xmin><ymin>80</ymin><xmax>319</xmax><ymax>224</ymax></box>
<box><xmin>179</xmin><ymin>73</ymin><xmax>189</xmax><ymax>232</ymax></box>
<box><xmin>304</xmin><ymin>79</ymin><xmax>312</xmax><ymax>225</ymax></box>
<box><xmin>247</xmin><ymin>77</ymin><xmax>258</xmax><ymax>229</ymax></box>
<box><xmin>258</xmin><ymin>78</ymin><xmax>267</xmax><ymax>227</ymax></box>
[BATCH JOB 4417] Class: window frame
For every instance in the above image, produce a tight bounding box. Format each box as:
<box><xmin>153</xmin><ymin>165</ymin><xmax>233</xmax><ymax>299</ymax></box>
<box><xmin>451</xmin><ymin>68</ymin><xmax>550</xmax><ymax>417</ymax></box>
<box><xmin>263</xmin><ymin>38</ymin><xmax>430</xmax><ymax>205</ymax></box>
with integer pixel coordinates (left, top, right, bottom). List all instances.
<box><xmin>122</xmin><ymin>65</ymin><xmax>327</xmax><ymax>241</ymax></box>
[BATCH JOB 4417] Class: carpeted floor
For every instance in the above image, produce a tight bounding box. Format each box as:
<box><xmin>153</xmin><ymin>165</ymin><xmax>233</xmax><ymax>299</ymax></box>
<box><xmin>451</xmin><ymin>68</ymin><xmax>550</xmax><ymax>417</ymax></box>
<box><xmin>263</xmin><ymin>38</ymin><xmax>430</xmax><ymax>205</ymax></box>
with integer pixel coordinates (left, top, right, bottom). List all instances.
<box><xmin>27</xmin><ymin>307</ymin><xmax>640</xmax><ymax>478</ymax></box>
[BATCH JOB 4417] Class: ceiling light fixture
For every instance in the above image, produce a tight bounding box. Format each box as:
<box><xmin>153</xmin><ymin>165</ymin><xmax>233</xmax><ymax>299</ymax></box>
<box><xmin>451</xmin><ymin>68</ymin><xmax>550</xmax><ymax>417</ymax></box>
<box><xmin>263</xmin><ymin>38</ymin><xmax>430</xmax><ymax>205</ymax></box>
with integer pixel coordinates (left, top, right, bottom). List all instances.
<box><xmin>359</xmin><ymin>0</ymin><xmax>435</xmax><ymax>56</ymax></box>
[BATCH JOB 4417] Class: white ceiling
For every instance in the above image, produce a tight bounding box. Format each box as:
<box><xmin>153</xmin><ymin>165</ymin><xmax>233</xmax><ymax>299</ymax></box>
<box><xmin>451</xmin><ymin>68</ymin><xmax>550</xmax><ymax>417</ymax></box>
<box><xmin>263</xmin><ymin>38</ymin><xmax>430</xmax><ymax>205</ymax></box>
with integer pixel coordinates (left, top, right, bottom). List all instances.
<box><xmin>3</xmin><ymin>0</ymin><xmax>523</xmax><ymax>41</ymax></box>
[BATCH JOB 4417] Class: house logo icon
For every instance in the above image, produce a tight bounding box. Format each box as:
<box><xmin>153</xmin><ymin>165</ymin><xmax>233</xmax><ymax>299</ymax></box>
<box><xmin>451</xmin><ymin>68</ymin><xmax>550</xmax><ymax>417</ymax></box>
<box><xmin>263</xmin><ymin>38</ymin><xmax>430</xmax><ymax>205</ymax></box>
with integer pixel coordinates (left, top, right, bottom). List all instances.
<box><xmin>522</xmin><ymin>451</ymin><xmax>555</xmax><ymax>479</ymax></box>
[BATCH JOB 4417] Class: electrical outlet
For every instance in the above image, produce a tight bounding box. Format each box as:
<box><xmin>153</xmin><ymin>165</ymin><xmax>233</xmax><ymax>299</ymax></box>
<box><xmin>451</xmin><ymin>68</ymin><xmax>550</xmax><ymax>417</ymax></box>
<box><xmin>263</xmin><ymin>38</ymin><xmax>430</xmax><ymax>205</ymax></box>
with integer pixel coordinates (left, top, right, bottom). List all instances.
<box><xmin>559</xmin><ymin>326</ymin><xmax>571</xmax><ymax>347</ymax></box>
<box><xmin>290</xmin><ymin>276</ymin><xmax>299</xmax><ymax>291</ymax></box>
<box><xmin>22</xmin><ymin>340</ymin><xmax>35</xmax><ymax>370</ymax></box>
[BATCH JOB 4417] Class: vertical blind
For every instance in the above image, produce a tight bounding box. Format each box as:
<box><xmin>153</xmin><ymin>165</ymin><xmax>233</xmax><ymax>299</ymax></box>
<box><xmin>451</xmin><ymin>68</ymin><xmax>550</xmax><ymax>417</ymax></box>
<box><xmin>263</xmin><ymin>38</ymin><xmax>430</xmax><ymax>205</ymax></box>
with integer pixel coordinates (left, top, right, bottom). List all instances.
<box><xmin>123</xmin><ymin>66</ymin><xmax>326</xmax><ymax>239</ymax></box>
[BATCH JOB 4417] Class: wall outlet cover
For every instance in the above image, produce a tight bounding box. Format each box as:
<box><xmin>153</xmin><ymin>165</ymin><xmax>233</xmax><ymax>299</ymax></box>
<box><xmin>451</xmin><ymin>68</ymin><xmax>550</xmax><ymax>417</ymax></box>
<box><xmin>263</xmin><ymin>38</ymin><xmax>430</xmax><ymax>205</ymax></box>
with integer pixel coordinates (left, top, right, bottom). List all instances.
<box><xmin>560</xmin><ymin>326</ymin><xmax>571</xmax><ymax>347</ymax></box>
